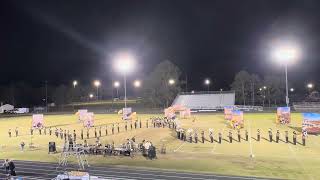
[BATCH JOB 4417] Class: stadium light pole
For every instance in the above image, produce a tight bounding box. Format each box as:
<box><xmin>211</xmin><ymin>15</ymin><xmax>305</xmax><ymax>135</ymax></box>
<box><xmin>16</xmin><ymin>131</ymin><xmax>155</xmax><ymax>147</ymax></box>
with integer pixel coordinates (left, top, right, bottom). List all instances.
<box><xmin>45</xmin><ymin>80</ymin><xmax>48</xmax><ymax>113</ymax></box>
<box><xmin>114</xmin><ymin>81</ymin><xmax>120</xmax><ymax>98</ymax></box>
<box><xmin>72</xmin><ymin>80</ymin><xmax>78</xmax><ymax>111</ymax></box>
<box><xmin>307</xmin><ymin>83</ymin><xmax>314</xmax><ymax>93</ymax></box>
<box><xmin>133</xmin><ymin>80</ymin><xmax>141</xmax><ymax>98</ymax></box>
<box><xmin>114</xmin><ymin>52</ymin><xmax>135</xmax><ymax>108</ymax></box>
<box><xmin>204</xmin><ymin>79</ymin><xmax>210</xmax><ymax>92</ymax></box>
<box><xmin>94</xmin><ymin>80</ymin><xmax>101</xmax><ymax>100</ymax></box>
<box><xmin>89</xmin><ymin>93</ymin><xmax>94</xmax><ymax>99</ymax></box>
<box><xmin>307</xmin><ymin>83</ymin><xmax>314</xmax><ymax>96</ymax></box>
<box><xmin>273</xmin><ymin>44</ymin><xmax>299</xmax><ymax>107</ymax></box>
<box><xmin>260</xmin><ymin>86</ymin><xmax>267</xmax><ymax>107</ymax></box>
<box><xmin>72</xmin><ymin>80</ymin><xmax>78</xmax><ymax>100</ymax></box>
<box><xmin>73</xmin><ymin>80</ymin><xmax>78</xmax><ymax>88</ymax></box>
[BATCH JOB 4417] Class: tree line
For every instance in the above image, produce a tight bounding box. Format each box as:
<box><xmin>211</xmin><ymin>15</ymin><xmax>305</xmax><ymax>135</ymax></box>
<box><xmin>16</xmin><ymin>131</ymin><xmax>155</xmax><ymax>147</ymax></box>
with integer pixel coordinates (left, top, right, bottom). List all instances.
<box><xmin>0</xmin><ymin>60</ymin><xmax>181</xmax><ymax>108</ymax></box>
<box><xmin>230</xmin><ymin>70</ymin><xmax>287</xmax><ymax>106</ymax></box>
<box><xmin>0</xmin><ymin>60</ymin><xmax>308</xmax><ymax>108</ymax></box>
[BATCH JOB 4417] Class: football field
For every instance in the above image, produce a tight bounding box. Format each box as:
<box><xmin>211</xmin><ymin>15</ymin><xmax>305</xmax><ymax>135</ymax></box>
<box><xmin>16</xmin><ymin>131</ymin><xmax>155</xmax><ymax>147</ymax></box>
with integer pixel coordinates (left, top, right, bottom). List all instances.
<box><xmin>0</xmin><ymin>113</ymin><xmax>319</xmax><ymax>180</ymax></box>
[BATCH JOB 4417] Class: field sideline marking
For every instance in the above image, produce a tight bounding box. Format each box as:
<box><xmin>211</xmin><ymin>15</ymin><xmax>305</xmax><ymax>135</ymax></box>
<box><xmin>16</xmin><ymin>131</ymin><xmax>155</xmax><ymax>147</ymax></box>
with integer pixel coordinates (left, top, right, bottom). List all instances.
<box><xmin>247</xmin><ymin>117</ymin><xmax>254</xmax><ymax>157</ymax></box>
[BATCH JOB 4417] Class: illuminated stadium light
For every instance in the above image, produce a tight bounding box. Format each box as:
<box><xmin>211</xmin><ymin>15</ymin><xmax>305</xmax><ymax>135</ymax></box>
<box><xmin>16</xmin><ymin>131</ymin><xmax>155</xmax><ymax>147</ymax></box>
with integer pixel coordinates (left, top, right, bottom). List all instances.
<box><xmin>114</xmin><ymin>52</ymin><xmax>135</xmax><ymax>74</ymax></box>
<box><xmin>204</xmin><ymin>79</ymin><xmax>210</xmax><ymax>92</ymax></box>
<box><xmin>272</xmin><ymin>42</ymin><xmax>300</xmax><ymax>107</ymax></box>
<box><xmin>114</xmin><ymin>81</ymin><xmax>120</xmax><ymax>98</ymax></box>
<box><xmin>168</xmin><ymin>79</ymin><xmax>175</xmax><ymax>85</ymax></box>
<box><xmin>113</xmin><ymin>52</ymin><xmax>135</xmax><ymax>108</ymax></box>
<box><xmin>204</xmin><ymin>79</ymin><xmax>210</xmax><ymax>85</ymax></box>
<box><xmin>134</xmin><ymin>80</ymin><xmax>141</xmax><ymax>88</ymax></box>
<box><xmin>73</xmin><ymin>80</ymin><xmax>78</xmax><ymax>88</ymax></box>
<box><xmin>307</xmin><ymin>83</ymin><xmax>314</xmax><ymax>89</ymax></box>
<box><xmin>114</xmin><ymin>81</ymin><xmax>120</xmax><ymax>88</ymax></box>
<box><xmin>94</xmin><ymin>80</ymin><xmax>101</xmax><ymax>87</ymax></box>
<box><xmin>272</xmin><ymin>44</ymin><xmax>300</xmax><ymax>65</ymax></box>
<box><xmin>93</xmin><ymin>80</ymin><xmax>101</xmax><ymax>100</ymax></box>
<box><xmin>273</xmin><ymin>47</ymin><xmax>299</xmax><ymax>64</ymax></box>
<box><xmin>89</xmin><ymin>94</ymin><xmax>94</xmax><ymax>98</ymax></box>
<box><xmin>290</xmin><ymin>88</ymin><xmax>294</xmax><ymax>92</ymax></box>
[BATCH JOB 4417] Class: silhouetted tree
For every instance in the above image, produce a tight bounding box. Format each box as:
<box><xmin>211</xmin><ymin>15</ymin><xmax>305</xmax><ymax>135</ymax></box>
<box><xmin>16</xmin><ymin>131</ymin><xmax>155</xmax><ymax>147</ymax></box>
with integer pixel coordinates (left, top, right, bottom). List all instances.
<box><xmin>142</xmin><ymin>60</ymin><xmax>181</xmax><ymax>107</ymax></box>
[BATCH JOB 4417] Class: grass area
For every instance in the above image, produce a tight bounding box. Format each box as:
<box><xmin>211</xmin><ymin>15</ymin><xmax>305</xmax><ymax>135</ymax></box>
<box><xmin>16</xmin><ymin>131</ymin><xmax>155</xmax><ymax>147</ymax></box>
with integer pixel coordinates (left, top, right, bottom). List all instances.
<box><xmin>0</xmin><ymin>113</ymin><xmax>319</xmax><ymax>179</ymax></box>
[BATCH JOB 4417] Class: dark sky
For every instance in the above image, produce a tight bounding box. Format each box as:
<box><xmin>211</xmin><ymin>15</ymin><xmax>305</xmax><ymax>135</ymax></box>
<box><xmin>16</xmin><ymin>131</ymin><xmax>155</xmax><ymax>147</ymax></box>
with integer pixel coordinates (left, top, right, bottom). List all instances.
<box><xmin>1</xmin><ymin>0</ymin><xmax>320</xmax><ymax>91</ymax></box>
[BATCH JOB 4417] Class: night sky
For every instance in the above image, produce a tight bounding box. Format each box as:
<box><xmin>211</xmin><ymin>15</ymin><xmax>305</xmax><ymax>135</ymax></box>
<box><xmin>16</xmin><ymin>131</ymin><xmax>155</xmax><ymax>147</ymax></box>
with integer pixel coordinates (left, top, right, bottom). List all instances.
<box><xmin>1</xmin><ymin>0</ymin><xmax>320</xmax><ymax>91</ymax></box>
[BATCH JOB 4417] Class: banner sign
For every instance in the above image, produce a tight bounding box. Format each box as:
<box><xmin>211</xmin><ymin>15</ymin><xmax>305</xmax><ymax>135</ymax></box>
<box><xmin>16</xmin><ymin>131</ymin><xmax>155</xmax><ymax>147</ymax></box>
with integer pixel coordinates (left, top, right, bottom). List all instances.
<box><xmin>123</xmin><ymin>107</ymin><xmax>132</xmax><ymax>120</ymax></box>
<box><xmin>78</xmin><ymin>109</ymin><xmax>88</xmax><ymax>122</ymax></box>
<box><xmin>224</xmin><ymin>106</ymin><xmax>234</xmax><ymax>120</ymax></box>
<box><xmin>302</xmin><ymin>113</ymin><xmax>320</xmax><ymax>134</ymax></box>
<box><xmin>32</xmin><ymin>114</ymin><xmax>44</xmax><ymax>128</ymax></box>
<box><xmin>276</xmin><ymin>107</ymin><xmax>291</xmax><ymax>124</ymax></box>
<box><xmin>83</xmin><ymin>112</ymin><xmax>94</xmax><ymax>127</ymax></box>
<box><xmin>230</xmin><ymin>110</ymin><xmax>244</xmax><ymax>129</ymax></box>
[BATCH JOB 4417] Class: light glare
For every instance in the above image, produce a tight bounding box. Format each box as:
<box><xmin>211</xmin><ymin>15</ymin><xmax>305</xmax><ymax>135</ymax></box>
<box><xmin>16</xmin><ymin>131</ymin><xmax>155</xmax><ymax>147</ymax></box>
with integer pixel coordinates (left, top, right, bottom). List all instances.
<box><xmin>94</xmin><ymin>80</ymin><xmax>101</xmax><ymax>87</ymax></box>
<box><xmin>205</xmin><ymin>79</ymin><xmax>210</xmax><ymax>85</ymax></box>
<box><xmin>272</xmin><ymin>43</ymin><xmax>300</xmax><ymax>64</ymax></box>
<box><xmin>114</xmin><ymin>81</ymin><xmax>120</xmax><ymax>88</ymax></box>
<box><xmin>168</xmin><ymin>79</ymin><xmax>175</xmax><ymax>85</ymax></box>
<box><xmin>134</xmin><ymin>80</ymin><xmax>141</xmax><ymax>87</ymax></box>
<box><xmin>114</xmin><ymin>52</ymin><xmax>135</xmax><ymax>74</ymax></box>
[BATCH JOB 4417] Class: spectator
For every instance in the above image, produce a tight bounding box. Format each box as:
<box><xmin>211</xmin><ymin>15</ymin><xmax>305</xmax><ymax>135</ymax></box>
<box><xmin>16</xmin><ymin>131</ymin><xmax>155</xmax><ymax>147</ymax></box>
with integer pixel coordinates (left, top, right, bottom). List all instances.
<box><xmin>20</xmin><ymin>142</ymin><xmax>25</xmax><ymax>151</ymax></box>
<box><xmin>3</xmin><ymin>159</ymin><xmax>9</xmax><ymax>174</ymax></box>
<box><xmin>8</xmin><ymin>160</ymin><xmax>16</xmax><ymax>176</ymax></box>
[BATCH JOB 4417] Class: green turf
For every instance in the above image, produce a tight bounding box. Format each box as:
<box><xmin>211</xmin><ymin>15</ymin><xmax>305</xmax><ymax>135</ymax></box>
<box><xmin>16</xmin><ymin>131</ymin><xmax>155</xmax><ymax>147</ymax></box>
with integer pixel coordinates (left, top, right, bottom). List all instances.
<box><xmin>0</xmin><ymin>113</ymin><xmax>318</xmax><ymax>180</ymax></box>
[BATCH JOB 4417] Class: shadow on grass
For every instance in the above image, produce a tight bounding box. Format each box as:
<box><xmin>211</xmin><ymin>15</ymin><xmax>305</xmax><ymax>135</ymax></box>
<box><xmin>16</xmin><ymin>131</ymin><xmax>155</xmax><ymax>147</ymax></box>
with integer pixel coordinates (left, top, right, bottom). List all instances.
<box><xmin>51</xmin><ymin>123</ymin><xmax>79</xmax><ymax>128</ymax></box>
<box><xmin>262</xmin><ymin>137</ymin><xmax>268</xmax><ymax>142</ymax></box>
<box><xmin>288</xmin><ymin>126</ymin><xmax>302</xmax><ymax>133</ymax></box>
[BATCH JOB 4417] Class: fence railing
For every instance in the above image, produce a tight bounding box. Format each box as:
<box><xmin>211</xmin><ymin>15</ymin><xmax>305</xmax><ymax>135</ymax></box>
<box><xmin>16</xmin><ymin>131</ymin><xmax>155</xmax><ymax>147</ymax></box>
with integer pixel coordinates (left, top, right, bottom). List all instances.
<box><xmin>179</xmin><ymin>91</ymin><xmax>235</xmax><ymax>95</ymax></box>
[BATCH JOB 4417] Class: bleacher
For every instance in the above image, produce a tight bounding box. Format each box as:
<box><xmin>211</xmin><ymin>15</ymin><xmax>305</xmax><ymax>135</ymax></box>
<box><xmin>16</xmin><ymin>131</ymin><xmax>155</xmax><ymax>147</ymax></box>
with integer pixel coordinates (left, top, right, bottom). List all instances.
<box><xmin>293</xmin><ymin>102</ymin><xmax>320</xmax><ymax>112</ymax></box>
<box><xmin>172</xmin><ymin>91</ymin><xmax>235</xmax><ymax>111</ymax></box>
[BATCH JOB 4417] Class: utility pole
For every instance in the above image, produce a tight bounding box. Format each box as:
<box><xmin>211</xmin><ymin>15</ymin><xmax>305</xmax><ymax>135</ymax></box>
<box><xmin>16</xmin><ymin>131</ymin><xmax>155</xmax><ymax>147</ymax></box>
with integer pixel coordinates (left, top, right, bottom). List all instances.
<box><xmin>45</xmin><ymin>81</ymin><xmax>48</xmax><ymax>113</ymax></box>
<box><xmin>185</xmin><ymin>74</ymin><xmax>188</xmax><ymax>92</ymax></box>
<box><xmin>251</xmin><ymin>81</ymin><xmax>255</xmax><ymax>106</ymax></box>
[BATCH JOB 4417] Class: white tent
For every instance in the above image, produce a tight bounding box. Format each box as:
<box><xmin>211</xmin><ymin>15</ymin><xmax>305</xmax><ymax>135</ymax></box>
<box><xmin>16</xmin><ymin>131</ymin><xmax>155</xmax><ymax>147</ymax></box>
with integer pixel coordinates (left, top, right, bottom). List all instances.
<box><xmin>0</xmin><ymin>104</ymin><xmax>14</xmax><ymax>113</ymax></box>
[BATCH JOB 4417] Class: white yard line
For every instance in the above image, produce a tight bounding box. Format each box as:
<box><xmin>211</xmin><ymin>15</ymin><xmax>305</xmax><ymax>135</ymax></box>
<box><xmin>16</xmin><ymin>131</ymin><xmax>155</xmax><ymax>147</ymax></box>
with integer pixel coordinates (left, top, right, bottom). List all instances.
<box><xmin>173</xmin><ymin>141</ymin><xmax>186</xmax><ymax>152</ymax></box>
<box><xmin>247</xmin><ymin>118</ymin><xmax>254</xmax><ymax>157</ymax></box>
<box><xmin>211</xmin><ymin>123</ymin><xmax>227</xmax><ymax>154</ymax></box>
